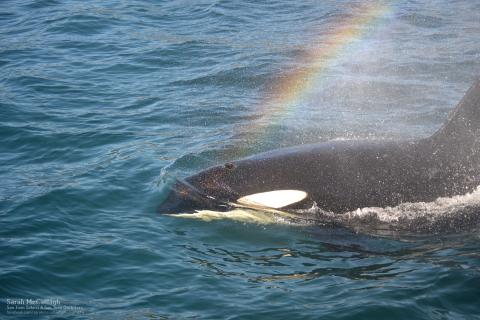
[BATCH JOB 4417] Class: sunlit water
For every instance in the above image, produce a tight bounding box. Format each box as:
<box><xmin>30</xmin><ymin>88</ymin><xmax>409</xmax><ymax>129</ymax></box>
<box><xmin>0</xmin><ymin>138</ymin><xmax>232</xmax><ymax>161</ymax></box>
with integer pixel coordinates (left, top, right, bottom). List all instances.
<box><xmin>1</xmin><ymin>0</ymin><xmax>480</xmax><ymax>319</ymax></box>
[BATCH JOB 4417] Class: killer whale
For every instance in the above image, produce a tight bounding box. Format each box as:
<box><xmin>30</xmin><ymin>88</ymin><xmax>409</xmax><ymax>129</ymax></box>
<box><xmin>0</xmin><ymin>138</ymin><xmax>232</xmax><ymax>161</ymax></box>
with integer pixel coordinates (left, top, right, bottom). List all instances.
<box><xmin>158</xmin><ymin>80</ymin><xmax>480</xmax><ymax>214</ymax></box>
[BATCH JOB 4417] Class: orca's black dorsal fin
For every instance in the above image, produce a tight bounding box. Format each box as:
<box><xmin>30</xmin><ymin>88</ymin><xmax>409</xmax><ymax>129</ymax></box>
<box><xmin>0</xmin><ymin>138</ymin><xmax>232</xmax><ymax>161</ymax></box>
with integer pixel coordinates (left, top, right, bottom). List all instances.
<box><xmin>429</xmin><ymin>80</ymin><xmax>480</xmax><ymax>151</ymax></box>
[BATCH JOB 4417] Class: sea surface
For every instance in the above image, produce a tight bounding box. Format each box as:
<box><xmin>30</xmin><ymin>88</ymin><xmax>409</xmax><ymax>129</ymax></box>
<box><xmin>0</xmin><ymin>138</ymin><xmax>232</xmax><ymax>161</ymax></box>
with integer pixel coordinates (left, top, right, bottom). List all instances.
<box><xmin>1</xmin><ymin>0</ymin><xmax>480</xmax><ymax>319</ymax></box>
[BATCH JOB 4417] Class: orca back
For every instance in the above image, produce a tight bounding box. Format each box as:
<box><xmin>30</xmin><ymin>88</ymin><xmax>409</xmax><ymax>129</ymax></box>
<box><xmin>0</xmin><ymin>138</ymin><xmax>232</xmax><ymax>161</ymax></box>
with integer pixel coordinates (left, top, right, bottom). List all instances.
<box><xmin>430</xmin><ymin>80</ymin><xmax>480</xmax><ymax>148</ymax></box>
<box><xmin>426</xmin><ymin>80</ymin><xmax>480</xmax><ymax>167</ymax></box>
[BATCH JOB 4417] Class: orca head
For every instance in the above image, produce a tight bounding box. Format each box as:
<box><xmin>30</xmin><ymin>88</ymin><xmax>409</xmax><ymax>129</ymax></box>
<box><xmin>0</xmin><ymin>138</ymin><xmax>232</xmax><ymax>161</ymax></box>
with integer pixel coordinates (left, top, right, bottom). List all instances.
<box><xmin>157</xmin><ymin>179</ymin><xmax>231</xmax><ymax>214</ymax></box>
<box><xmin>158</xmin><ymin>158</ymin><xmax>311</xmax><ymax>213</ymax></box>
<box><xmin>157</xmin><ymin>160</ymin><xmax>259</xmax><ymax>214</ymax></box>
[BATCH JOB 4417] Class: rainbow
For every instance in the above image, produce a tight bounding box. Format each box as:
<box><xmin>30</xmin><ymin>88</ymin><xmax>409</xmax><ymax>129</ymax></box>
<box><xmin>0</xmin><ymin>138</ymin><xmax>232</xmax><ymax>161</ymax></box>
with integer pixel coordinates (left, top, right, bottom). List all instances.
<box><xmin>243</xmin><ymin>2</ymin><xmax>392</xmax><ymax>144</ymax></box>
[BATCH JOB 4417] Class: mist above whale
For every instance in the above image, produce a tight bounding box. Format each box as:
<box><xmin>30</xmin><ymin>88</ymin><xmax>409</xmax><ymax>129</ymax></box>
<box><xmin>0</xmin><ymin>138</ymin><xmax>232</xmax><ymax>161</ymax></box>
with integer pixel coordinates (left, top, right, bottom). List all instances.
<box><xmin>158</xmin><ymin>80</ymin><xmax>480</xmax><ymax>215</ymax></box>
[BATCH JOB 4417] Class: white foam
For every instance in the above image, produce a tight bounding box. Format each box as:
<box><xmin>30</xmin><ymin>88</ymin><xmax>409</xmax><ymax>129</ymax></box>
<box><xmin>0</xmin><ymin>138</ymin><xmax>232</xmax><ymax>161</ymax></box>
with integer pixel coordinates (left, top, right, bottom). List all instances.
<box><xmin>345</xmin><ymin>186</ymin><xmax>480</xmax><ymax>223</ymax></box>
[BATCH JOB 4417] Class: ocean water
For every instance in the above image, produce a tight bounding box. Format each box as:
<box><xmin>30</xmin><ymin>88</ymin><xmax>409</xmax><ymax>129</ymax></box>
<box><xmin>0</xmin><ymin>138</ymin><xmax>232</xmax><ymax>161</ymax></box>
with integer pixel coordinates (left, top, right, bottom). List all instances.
<box><xmin>1</xmin><ymin>0</ymin><xmax>480</xmax><ymax>319</ymax></box>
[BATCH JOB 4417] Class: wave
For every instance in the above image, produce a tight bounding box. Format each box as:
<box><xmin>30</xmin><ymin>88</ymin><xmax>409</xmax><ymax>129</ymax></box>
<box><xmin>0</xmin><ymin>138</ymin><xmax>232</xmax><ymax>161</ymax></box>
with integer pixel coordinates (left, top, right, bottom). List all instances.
<box><xmin>337</xmin><ymin>187</ymin><xmax>480</xmax><ymax>234</ymax></box>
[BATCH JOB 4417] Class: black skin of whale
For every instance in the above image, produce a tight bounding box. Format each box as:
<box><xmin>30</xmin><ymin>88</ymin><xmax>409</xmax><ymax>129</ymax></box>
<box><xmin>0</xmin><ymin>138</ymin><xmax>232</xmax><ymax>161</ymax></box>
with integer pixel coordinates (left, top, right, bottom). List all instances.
<box><xmin>158</xmin><ymin>80</ymin><xmax>480</xmax><ymax>214</ymax></box>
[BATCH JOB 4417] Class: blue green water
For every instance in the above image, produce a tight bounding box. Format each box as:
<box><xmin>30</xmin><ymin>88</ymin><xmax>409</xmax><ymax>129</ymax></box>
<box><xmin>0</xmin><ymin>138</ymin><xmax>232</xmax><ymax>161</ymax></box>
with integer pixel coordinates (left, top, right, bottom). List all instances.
<box><xmin>1</xmin><ymin>0</ymin><xmax>480</xmax><ymax>319</ymax></box>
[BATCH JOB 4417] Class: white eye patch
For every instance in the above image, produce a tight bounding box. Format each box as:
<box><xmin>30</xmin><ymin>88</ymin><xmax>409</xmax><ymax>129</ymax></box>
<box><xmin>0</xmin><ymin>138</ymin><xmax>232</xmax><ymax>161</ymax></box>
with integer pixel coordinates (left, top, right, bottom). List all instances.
<box><xmin>237</xmin><ymin>190</ymin><xmax>307</xmax><ymax>209</ymax></box>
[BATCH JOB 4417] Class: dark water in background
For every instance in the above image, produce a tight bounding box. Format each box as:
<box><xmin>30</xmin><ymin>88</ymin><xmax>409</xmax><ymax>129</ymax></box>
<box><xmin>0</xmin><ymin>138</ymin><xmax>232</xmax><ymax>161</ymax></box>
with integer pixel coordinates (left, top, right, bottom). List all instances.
<box><xmin>1</xmin><ymin>0</ymin><xmax>480</xmax><ymax>319</ymax></box>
